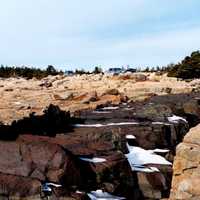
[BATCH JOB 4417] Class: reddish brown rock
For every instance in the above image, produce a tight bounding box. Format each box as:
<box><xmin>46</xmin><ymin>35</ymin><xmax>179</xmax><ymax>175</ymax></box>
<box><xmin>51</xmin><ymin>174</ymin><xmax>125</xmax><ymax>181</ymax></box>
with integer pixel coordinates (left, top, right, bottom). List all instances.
<box><xmin>0</xmin><ymin>173</ymin><xmax>41</xmax><ymax>198</ymax></box>
<box><xmin>0</xmin><ymin>138</ymin><xmax>82</xmax><ymax>194</ymax></box>
<box><xmin>170</xmin><ymin>124</ymin><xmax>200</xmax><ymax>200</ymax></box>
<box><xmin>104</xmin><ymin>88</ymin><xmax>119</xmax><ymax>96</ymax></box>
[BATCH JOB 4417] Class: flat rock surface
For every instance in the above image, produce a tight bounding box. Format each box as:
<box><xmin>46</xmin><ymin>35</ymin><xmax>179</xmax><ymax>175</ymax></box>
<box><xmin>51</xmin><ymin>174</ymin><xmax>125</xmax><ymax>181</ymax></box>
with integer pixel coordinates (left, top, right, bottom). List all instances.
<box><xmin>0</xmin><ymin>73</ymin><xmax>196</xmax><ymax>125</ymax></box>
<box><xmin>0</xmin><ymin>75</ymin><xmax>200</xmax><ymax>199</ymax></box>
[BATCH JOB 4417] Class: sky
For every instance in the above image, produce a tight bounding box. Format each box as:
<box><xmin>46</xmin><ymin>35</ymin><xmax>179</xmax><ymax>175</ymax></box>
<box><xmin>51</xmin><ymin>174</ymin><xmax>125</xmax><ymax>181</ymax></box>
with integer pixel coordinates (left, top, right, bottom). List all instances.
<box><xmin>0</xmin><ymin>0</ymin><xmax>200</xmax><ymax>70</ymax></box>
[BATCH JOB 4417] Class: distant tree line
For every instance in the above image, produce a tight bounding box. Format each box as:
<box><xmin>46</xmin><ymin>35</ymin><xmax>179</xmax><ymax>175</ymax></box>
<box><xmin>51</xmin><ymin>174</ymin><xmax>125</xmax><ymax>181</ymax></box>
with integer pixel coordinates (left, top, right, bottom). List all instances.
<box><xmin>137</xmin><ymin>65</ymin><xmax>173</xmax><ymax>73</ymax></box>
<box><xmin>74</xmin><ymin>66</ymin><xmax>103</xmax><ymax>75</ymax></box>
<box><xmin>167</xmin><ymin>51</ymin><xmax>200</xmax><ymax>79</ymax></box>
<box><xmin>2</xmin><ymin>51</ymin><xmax>199</xmax><ymax>79</ymax></box>
<box><xmin>0</xmin><ymin>65</ymin><xmax>63</xmax><ymax>79</ymax></box>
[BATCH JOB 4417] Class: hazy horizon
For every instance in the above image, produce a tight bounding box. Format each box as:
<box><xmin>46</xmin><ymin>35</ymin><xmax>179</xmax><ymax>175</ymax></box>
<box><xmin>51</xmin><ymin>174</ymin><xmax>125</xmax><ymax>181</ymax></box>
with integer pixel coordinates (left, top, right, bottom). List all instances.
<box><xmin>0</xmin><ymin>0</ymin><xmax>200</xmax><ymax>70</ymax></box>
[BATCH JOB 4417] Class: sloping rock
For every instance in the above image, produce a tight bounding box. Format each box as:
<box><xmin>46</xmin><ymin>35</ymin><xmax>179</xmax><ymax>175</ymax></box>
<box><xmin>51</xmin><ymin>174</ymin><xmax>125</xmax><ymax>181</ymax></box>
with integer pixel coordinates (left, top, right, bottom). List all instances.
<box><xmin>53</xmin><ymin>92</ymin><xmax>74</xmax><ymax>101</ymax></box>
<box><xmin>0</xmin><ymin>173</ymin><xmax>41</xmax><ymax>198</ymax></box>
<box><xmin>135</xmin><ymin>103</ymin><xmax>172</xmax><ymax>121</ymax></box>
<box><xmin>18</xmin><ymin>134</ymin><xmax>141</xmax><ymax>199</ymax></box>
<box><xmin>0</xmin><ymin>139</ymin><xmax>83</xmax><ymax>198</ymax></box>
<box><xmin>170</xmin><ymin>124</ymin><xmax>200</xmax><ymax>200</ymax></box>
<box><xmin>103</xmin><ymin>89</ymin><xmax>119</xmax><ymax>96</ymax></box>
<box><xmin>73</xmin><ymin>92</ymin><xmax>98</xmax><ymax>104</ymax></box>
<box><xmin>117</xmin><ymin>73</ymin><xmax>147</xmax><ymax>82</ymax></box>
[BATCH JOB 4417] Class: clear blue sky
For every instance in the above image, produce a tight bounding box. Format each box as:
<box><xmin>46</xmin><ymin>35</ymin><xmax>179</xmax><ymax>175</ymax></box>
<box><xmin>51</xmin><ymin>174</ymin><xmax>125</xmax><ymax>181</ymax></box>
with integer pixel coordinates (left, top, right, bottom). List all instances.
<box><xmin>0</xmin><ymin>0</ymin><xmax>200</xmax><ymax>70</ymax></box>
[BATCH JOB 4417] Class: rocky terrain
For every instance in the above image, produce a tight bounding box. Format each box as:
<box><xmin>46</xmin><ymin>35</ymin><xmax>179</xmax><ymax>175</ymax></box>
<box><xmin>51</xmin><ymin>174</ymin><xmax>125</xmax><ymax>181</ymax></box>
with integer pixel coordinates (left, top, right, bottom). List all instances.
<box><xmin>0</xmin><ymin>72</ymin><xmax>197</xmax><ymax>124</ymax></box>
<box><xmin>170</xmin><ymin>124</ymin><xmax>200</xmax><ymax>200</ymax></box>
<box><xmin>0</xmin><ymin>73</ymin><xmax>200</xmax><ymax>199</ymax></box>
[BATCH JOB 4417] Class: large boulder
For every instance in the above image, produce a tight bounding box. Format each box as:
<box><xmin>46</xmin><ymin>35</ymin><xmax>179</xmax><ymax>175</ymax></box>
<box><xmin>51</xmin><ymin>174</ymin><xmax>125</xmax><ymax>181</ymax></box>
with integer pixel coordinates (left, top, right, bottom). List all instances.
<box><xmin>73</xmin><ymin>92</ymin><xmax>98</xmax><ymax>104</ymax></box>
<box><xmin>135</xmin><ymin>103</ymin><xmax>172</xmax><ymax>121</ymax></box>
<box><xmin>53</xmin><ymin>92</ymin><xmax>74</xmax><ymax>101</ymax></box>
<box><xmin>0</xmin><ymin>173</ymin><xmax>41</xmax><ymax>198</ymax></box>
<box><xmin>0</xmin><ymin>138</ymin><xmax>82</xmax><ymax>198</ymax></box>
<box><xmin>0</xmin><ymin>173</ymin><xmax>41</xmax><ymax>199</ymax></box>
<box><xmin>18</xmin><ymin>134</ymin><xmax>141</xmax><ymax>199</ymax></box>
<box><xmin>170</xmin><ymin>124</ymin><xmax>200</xmax><ymax>199</ymax></box>
<box><xmin>103</xmin><ymin>89</ymin><xmax>119</xmax><ymax>96</ymax></box>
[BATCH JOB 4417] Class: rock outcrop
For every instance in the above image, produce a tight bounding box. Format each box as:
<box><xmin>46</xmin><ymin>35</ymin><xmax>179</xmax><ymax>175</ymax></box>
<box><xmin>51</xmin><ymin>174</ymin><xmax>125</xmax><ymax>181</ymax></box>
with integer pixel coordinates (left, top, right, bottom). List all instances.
<box><xmin>0</xmin><ymin>79</ymin><xmax>200</xmax><ymax>199</ymax></box>
<box><xmin>170</xmin><ymin>124</ymin><xmax>200</xmax><ymax>200</ymax></box>
<box><xmin>0</xmin><ymin>74</ymin><xmax>195</xmax><ymax>124</ymax></box>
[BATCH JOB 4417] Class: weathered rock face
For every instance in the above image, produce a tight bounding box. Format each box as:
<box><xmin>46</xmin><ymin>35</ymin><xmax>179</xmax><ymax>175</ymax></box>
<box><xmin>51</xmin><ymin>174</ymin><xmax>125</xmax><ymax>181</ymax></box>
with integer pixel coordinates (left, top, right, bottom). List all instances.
<box><xmin>0</xmin><ymin>91</ymin><xmax>200</xmax><ymax>199</ymax></box>
<box><xmin>18</xmin><ymin>134</ymin><xmax>141</xmax><ymax>200</ymax></box>
<box><xmin>170</xmin><ymin>124</ymin><xmax>200</xmax><ymax>200</ymax></box>
<box><xmin>0</xmin><ymin>74</ymin><xmax>196</xmax><ymax>125</ymax></box>
<box><xmin>0</xmin><ymin>139</ymin><xmax>82</xmax><ymax>197</ymax></box>
<box><xmin>0</xmin><ymin>104</ymin><xmax>84</xmax><ymax>140</ymax></box>
<box><xmin>0</xmin><ymin>173</ymin><xmax>41</xmax><ymax>198</ymax></box>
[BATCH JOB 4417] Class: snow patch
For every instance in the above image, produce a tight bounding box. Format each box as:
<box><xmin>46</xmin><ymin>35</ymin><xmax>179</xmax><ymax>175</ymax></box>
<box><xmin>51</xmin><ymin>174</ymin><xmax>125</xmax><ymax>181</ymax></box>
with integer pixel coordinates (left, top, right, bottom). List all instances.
<box><xmin>88</xmin><ymin>190</ymin><xmax>125</xmax><ymax>200</ymax></box>
<box><xmin>125</xmin><ymin>142</ymin><xmax>171</xmax><ymax>173</ymax></box>
<box><xmin>123</xmin><ymin>107</ymin><xmax>134</xmax><ymax>111</ymax></box>
<box><xmin>167</xmin><ymin>115</ymin><xmax>187</xmax><ymax>123</ymax></box>
<box><xmin>131</xmin><ymin>165</ymin><xmax>160</xmax><ymax>173</ymax></box>
<box><xmin>126</xmin><ymin>135</ymin><xmax>136</xmax><ymax>139</ymax></box>
<box><xmin>152</xmin><ymin>122</ymin><xmax>171</xmax><ymax>126</ymax></box>
<box><xmin>74</xmin><ymin>122</ymin><xmax>139</xmax><ymax>128</ymax></box>
<box><xmin>126</xmin><ymin>145</ymin><xmax>172</xmax><ymax>166</ymax></box>
<box><xmin>148</xmin><ymin>149</ymin><xmax>170</xmax><ymax>154</ymax></box>
<box><xmin>93</xmin><ymin>111</ymin><xmax>111</xmax><ymax>114</ymax></box>
<box><xmin>41</xmin><ymin>182</ymin><xmax>62</xmax><ymax>193</ymax></box>
<box><xmin>101</xmin><ymin>106</ymin><xmax>119</xmax><ymax>110</ymax></box>
<box><xmin>79</xmin><ymin>157</ymin><xmax>106</xmax><ymax>163</ymax></box>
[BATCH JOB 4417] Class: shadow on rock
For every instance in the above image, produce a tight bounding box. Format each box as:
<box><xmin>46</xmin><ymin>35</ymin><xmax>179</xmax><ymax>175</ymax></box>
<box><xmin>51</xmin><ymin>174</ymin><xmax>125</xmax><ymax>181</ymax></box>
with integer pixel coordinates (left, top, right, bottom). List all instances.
<box><xmin>0</xmin><ymin>104</ymin><xmax>85</xmax><ymax>140</ymax></box>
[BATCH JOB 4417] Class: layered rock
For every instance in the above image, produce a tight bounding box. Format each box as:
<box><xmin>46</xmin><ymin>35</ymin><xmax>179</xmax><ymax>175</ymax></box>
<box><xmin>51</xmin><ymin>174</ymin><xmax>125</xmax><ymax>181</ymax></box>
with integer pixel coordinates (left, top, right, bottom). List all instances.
<box><xmin>0</xmin><ymin>173</ymin><xmax>41</xmax><ymax>199</ymax></box>
<box><xmin>0</xmin><ymin>74</ymin><xmax>196</xmax><ymax>125</ymax></box>
<box><xmin>0</xmin><ymin>87</ymin><xmax>199</xmax><ymax>199</ymax></box>
<box><xmin>170</xmin><ymin>124</ymin><xmax>200</xmax><ymax>200</ymax></box>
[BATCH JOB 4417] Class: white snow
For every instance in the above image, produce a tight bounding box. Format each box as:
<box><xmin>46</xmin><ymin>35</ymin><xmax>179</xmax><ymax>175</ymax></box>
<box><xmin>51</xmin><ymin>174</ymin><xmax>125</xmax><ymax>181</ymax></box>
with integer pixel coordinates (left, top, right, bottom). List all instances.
<box><xmin>167</xmin><ymin>115</ymin><xmax>187</xmax><ymax>123</ymax></box>
<box><xmin>88</xmin><ymin>190</ymin><xmax>125</xmax><ymax>200</ymax></box>
<box><xmin>148</xmin><ymin>149</ymin><xmax>170</xmax><ymax>154</ymax></box>
<box><xmin>101</xmin><ymin>106</ymin><xmax>119</xmax><ymax>110</ymax></box>
<box><xmin>123</xmin><ymin>108</ymin><xmax>134</xmax><ymax>111</ymax></box>
<box><xmin>76</xmin><ymin>190</ymin><xmax>84</xmax><ymax>194</ymax></box>
<box><xmin>42</xmin><ymin>182</ymin><xmax>62</xmax><ymax>193</ymax></box>
<box><xmin>93</xmin><ymin>111</ymin><xmax>111</xmax><ymax>114</ymax></box>
<box><xmin>45</xmin><ymin>183</ymin><xmax>62</xmax><ymax>188</ymax></box>
<box><xmin>79</xmin><ymin>157</ymin><xmax>107</xmax><ymax>163</ymax></box>
<box><xmin>125</xmin><ymin>134</ymin><xmax>171</xmax><ymax>173</ymax></box>
<box><xmin>152</xmin><ymin>122</ymin><xmax>171</xmax><ymax>126</ymax></box>
<box><xmin>74</xmin><ymin>122</ymin><xmax>139</xmax><ymax>128</ymax></box>
<box><xmin>131</xmin><ymin>165</ymin><xmax>159</xmax><ymax>173</ymax></box>
<box><xmin>126</xmin><ymin>135</ymin><xmax>136</xmax><ymax>139</ymax></box>
<box><xmin>125</xmin><ymin>145</ymin><xmax>172</xmax><ymax>167</ymax></box>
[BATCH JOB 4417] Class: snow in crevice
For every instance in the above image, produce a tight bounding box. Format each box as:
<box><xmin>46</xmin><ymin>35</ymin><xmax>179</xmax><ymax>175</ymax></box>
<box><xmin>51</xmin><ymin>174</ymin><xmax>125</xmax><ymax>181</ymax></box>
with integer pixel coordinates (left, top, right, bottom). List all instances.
<box><xmin>152</xmin><ymin>122</ymin><xmax>171</xmax><ymax>126</ymax></box>
<box><xmin>126</xmin><ymin>135</ymin><xmax>136</xmax><ymax>139</ymax></box>
<box><xmin>148</xmin><ymin>149</ymin><xmax>170</xmax><ymax>154</ymax></box>
<box><xmin>41</xmin><ymin>182</ymin><xmax>62</xmax><ymax>193</ymax></box>
<box><xmin>93</xmin><ymin>111</ymin><xmax>112</xmax><ymax>114</ymax></box>
<box><xmin>126</xmin><ymin>145</ymin><xmax>171</xmax><ymax>166</ymax></box>
<box><xmin>125</xmin><ymin>135</ymin><xmax>171</xmax><ymax>173</ymax></box>
<box><xmin>74</xmin><ymin>122</ymin><xmax>139</xmax><ymax>128</ymax></box>
<box><xmin>88</xmin><ymin>190</ymin><xmax>125</xmax><ymax>200</ymax></box>
<box><xmin>131</xmin><ymin>165</ymin><xmax>160</xmax><ymax>173</ymax></box>
<box><xmin>79</xmin><ymin>157</ymin><xmax>106</xmax><ymax>163</ymax></box>
<box><xmin>101</xmin><ymin>106</ymin><xmax>119</xmax><ymax>110</ymax></box>
<box><xmin>167</xmin><ymin>115</ymin><xmax>187</xmax><ymax>124</ymax></box>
